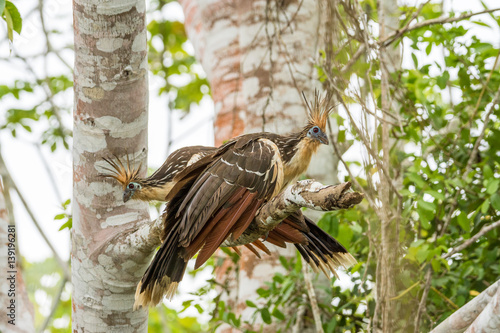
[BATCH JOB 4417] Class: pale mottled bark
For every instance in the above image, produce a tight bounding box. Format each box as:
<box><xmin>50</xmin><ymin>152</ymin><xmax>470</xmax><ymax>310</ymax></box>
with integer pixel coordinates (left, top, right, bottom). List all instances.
<box><xmin>180</xmin><ymin>0</ymin><xmax>340</xmax><ymax>331</ymax></box>
<box><xmin>72</xmin><ymin>0</ymin><xmax>152</xmax><ymax>331</ymax></box>
<box><xmin>430</xmin><ymin>280</ymin><xmax>499</xmax><ymax>333</ymax></box>
<box><xmin>0</xmin><ymin>182</ymin><xmax>35</xmax><ymax>332</ymax></box>
<box><xmin>464</xmin><ymin>281</ymin><xmax>500</xmax><ymax>333</ymax></box>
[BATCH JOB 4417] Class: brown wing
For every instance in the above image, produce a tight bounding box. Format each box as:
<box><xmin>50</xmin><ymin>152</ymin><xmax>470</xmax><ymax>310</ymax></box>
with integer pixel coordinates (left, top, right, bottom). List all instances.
<box><xmin>168</xmin><ymin>136</ymin><xmax>284</xmax><ymax>269</ymax></box>
<box><xmin>147</xmin><ymin>146</ymin><xmax>216</xmax><ymax>185</ymax></box>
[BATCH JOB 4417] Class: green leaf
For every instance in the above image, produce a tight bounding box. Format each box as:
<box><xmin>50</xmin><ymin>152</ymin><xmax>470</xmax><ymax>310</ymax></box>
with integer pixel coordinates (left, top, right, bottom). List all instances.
<box><xmin>0</xmin><ymin>0</ymin><xmax>6</xmax><ymax>19</ymax></box>
<box><xmin>427</xmin><ymin>190</ymin><xmax>445</xmax><ymax>201</ymax></box>
<box><xmin>261</xmin><ymin>308</ymin><xmax>271</xmax><ymax>324</ymax></box>
<box><xmin>431</xmin><ymin>258</ymin><xmax>441</xmax><ymax>272</ymax></box>
<box><xmin>54</xmin><ymin>213</ymin><xmax>66</xmax><ymax>220</ymax></box>
<box><xmin>407</xmin><ymin>172</ymin><xmax>426</xmax><ymax>188</ymax></box>
<box><xmin>457</xmin><ymin>212</ymin><xmax>470</xmax><ymax>233</ymax></box>
<box><xmin>472</xmin><ymin>20</ymin><xmax>490</xmax><ymax>28</ymax></box>
<box><xmin>486</xmin><ymin>179</ymin><xmax>499</xmax><ymax>195</ymax></box>
<box><xmin>194</xmin><ymin>304</ymin><xmax>203</xmax><ymax>314</ymax></box>
<box><xmin>272</xmin><ymin>308</ymin><xmax>285</xmax><ymax>321</ymax></box>
<box><xmin>3</xmin><ymin>3</ymin><xmax>13</xmax><ymax>41</ymax></box>
<box><xmin>411</xmin><ymin>53</ymin><xmax>418</xmax><ymax>68</ymax></box>
<box><xmin>336</xmin><ymin>223</ymin><xmax>354</xmax><ymax>249</ymax></box>
<box><xmin>484</xmin><ymin>165</ymin><xmax>493</xmax><ymax>179</ymax></box>
<box><xmin>416</xmin><ymin>245</ymin><xmax>430</xmax><ymax>264</ymax></box>
<box><xmin>418</xmin><ymin>199</ymin><xmax>436</xmax><ymax>212</ymax></box>
<box><xmin>481</xmin><ymin>199</ymin><xmax>490</xmax><ymax>214</ymax></box>
<box><xmin>245</xmin><ymin>300</ymin><xmax>257</xmax><ymax>308</ymax></box>
<box><xmin>436</xmin><ymin>71</ymin><xmax>450</xmax><ymax>89</ymax></box>
<box><xmin>58</xmin><ymin>219</ymin><xmax>72</xmax><ymax>231</ymax></box>
<box><xmin>4</xmin><ymin>1</ymin><xmax>22</xmax><ymax>39</ymax></box>
<box><xmin>491</xmin><ymin>193</ymin><xmax>500</xmax><ymax>211</ymax></box>
<box><xmin>337</xmin><ymin>130</ymin><xmax>345</xmax><ymax>143</ymax></box>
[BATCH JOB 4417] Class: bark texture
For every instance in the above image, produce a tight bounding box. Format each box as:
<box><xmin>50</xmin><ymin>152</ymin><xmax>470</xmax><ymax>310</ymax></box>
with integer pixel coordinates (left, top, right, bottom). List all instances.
<box><xmin>0</xmin><ymin>182</ymin><xmax>35</xmax><ymax>332</ymax></box>
<box><xmin>72</xmin><ymin>1</ymin><xmax>153</xmax><ymax>331</ymax></box>
<box><xmin>222</xmin><ymin>181</ymin><xmax>363</xmax><ymax>247</ymax></box>
<box><xmin>376</xmin><ymin>0</ymin><xmax>401</xmax><ymax>331</ymax></box>
<box><xmin>179</xmin><ymin>0</ymin><xmax>339</xmax><ymax>331</ymax></box>
<box><xmin>431</xmin><ymin>280</ymin><xmax>500</xmax><ymax>333</ymax></box>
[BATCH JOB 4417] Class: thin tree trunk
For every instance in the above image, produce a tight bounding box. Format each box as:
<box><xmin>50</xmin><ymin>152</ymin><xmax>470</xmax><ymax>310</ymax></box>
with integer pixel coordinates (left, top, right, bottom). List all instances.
<box><xmin>72</xmin><ymin>1</ymin><xmax>152</xmax><ymax>331</ymax></box>
<box><xmin>180</xmin><ymin>0</ymin><xmax>337</xmax><ymax>331</ymax></box>
<box><xmin>0</xmin><ymin>181</ymin><xmax>35</xmax><ymax>333</ymax></box>
<box><xmin>376</xmin><ymin>1</ymin><xmax>401</xmax><ymax>332</ymax></box>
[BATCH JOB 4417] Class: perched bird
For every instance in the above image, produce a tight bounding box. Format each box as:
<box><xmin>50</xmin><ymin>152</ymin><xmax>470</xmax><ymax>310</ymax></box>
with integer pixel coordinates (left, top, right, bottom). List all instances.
<box><xmin>102</xmin><ymin>146</ymin><xmax>216</xmax><ymax>202</ymax></box>
<box><xmin>131</xmin><ymin>93</ymin><xmax>357</xmax><ymax>309</ymax></box>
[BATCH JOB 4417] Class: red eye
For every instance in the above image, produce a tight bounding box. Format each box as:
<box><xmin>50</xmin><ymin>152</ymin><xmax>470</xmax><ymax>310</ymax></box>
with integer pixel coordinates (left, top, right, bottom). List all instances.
<box><xmin>128</xmin><ymin>183</ymin><xmax>134</xmax><ymax>189</ymax></box>
<box><xmin>313</xmin><ymin>127</ymin><xmax>319</xmax><ymax>133</ymax></box>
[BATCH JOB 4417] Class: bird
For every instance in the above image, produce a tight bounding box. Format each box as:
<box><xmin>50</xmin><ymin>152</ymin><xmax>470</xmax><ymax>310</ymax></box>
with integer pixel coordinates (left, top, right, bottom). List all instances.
<box><xmin>127</xmin><ymin>92</ymin><xmax>357</xmax><ymax>309</ymax></box>
<box><xmin>102</xmin><ymin>145</ymin><xmax>216</xmax><ymax>203</ymax></box>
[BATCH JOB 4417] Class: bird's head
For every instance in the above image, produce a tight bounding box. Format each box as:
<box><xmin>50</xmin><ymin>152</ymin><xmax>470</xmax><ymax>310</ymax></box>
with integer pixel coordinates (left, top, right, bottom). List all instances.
<box><xmin>101</xmin><ymin>156</ymin><xmax>143</xmax><ymax>202</ymax></box>
<box><xmin>302</xmin><ymin>91</ymin><xmax>332</xmax><ymax>145</ymax></box>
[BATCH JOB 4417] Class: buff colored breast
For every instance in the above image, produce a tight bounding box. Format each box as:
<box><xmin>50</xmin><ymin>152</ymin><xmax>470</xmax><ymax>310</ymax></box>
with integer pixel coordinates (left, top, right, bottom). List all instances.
<box><xmin>283</xmin><ymin>138</ymin><xmax>320</xmax><ymax>187</ymax></box>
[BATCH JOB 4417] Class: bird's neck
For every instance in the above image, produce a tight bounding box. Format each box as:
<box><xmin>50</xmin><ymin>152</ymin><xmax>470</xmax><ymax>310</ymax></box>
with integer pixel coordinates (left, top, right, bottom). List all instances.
<box><xmin>279</xmin><ymin>133</ymin><xmax>320</xmax><ymax>186</ymax></box>
<box><xmin>134</xmin><ymin>179</ymin><xmax>174</xmax><ymax>202</ymax></box>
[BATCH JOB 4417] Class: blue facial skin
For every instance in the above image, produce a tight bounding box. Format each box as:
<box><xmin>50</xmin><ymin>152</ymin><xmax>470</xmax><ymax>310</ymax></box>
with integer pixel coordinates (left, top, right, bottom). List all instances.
<box><xmin>307</xmin><ymin>126</ymin><xmax>329</xmax><ymax>145</ymax></box>
<box><xmin>123</xmin><ymin>182</ymin><xmax>141</xmax><ymax>202</ymax></box>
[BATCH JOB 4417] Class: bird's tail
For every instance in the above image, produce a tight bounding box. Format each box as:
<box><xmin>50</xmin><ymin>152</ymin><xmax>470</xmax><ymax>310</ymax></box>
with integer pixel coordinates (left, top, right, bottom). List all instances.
<box><xmin>134</xmin><ymin>231</ymin><xmax>187</xmax><ymax>310</ymax></box>
<box><xmin>295</xmin><ymin>217</ymin><xmax>357</xmax><ymax>277</ymax></box>
<box><xmin>265</xmin><ymin>215</ymin><xmax>356</xmax><ymax>277</ymax></box>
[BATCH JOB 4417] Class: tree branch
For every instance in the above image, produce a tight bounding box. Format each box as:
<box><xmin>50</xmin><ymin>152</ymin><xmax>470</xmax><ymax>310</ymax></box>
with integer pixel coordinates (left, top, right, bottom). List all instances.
<box><xmin>381</xmin><ymin>7</ymin><xmax>500</xmax><ymax>47</ymax></box>
<box><xmin>414</xmin><ymin>267</ymin><xmax>433</xmax><ymax>333</ymax></box>
<box><xmin>0</xmin><ymin>151</ymin><xmax>71</xmax><ymax>281</ymax></box>
<box><xmin>303</xmin><ymin>265</ymin><xmax>325</xmax><ymax>333</ymax></box>
<box><xmin>430</xmin><ymin>280</ymin><xmax>500</xmax><ymax>333</ymax></box>
<box><xmin>222</xmin><ymin>180</ymin><xmax>364</xmax><ymax>247</ymax></box>
<box><xmin>442</xmin><ymin>220</ymin><xmax>500</xmax><ymax>259</ymax></box>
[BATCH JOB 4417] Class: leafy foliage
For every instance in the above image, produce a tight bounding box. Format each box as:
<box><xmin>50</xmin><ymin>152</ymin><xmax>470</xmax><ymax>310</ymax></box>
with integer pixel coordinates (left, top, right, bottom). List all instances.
<box><xmin>313</xmin><ymin>1</ymin><xmax>500</xmax><ymax>331</ymax></box>
<box><xmin>147</xmin><ymin>0</ymin><xmax>210</xmax><ymax>111</ymax></box>
<box><xmin>1</xmin><ymin>0</ymin><xmax>22</xmax><ymax>43</ymax></box>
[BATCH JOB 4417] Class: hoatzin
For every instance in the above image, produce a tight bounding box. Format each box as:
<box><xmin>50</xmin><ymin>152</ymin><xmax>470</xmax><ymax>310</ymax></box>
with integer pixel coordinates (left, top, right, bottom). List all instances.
<box><xmin>103</xmin><ymin>94</ymin><xmax>357</xmax><ymax>309</ymax></box>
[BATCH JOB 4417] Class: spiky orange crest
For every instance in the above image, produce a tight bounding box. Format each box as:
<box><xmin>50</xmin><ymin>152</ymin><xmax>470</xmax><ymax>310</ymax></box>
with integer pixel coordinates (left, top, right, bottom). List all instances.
<box><xmin>101</xmin><ymin>155</ymin><xmax>142</xmax><ymax>190</ymax></box>
<box><xmin>303</xmin><ymin>90</ymin><xmax>334</xmax><ymax>131</ymax></box>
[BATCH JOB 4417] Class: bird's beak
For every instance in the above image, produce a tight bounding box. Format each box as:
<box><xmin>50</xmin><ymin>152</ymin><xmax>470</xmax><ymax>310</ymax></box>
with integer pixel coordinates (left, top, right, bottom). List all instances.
<box><xmin>123</xmin><ymin>189</ymin><xmax>133</xmax><ymax>202</ymax></box>
<box><xmin>319</xmin><ymin>132</ymin><xmax>329</xmax><ymax>145</ymax></box>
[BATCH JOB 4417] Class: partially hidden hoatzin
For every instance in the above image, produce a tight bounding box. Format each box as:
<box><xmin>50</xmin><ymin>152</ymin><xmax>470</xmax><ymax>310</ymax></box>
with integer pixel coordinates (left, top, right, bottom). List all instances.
<box><xmin>103</xmin><ymin>95</ymin><xmax>357</xmax><ymax>309</ymax></box>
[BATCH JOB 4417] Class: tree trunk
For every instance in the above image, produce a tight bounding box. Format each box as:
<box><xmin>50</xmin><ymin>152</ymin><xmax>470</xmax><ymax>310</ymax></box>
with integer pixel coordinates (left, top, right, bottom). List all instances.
<box><xmin>376</xmin><ymin>0</ymin><xmax>401</xmax><ymax>332</ymax></box>
<box><xmin>180</xmin><ymin>0</ymin><xmax>338</xmax><ymax>331</ymax></box>
<box><xmin>0</xmin><ymin>181</ymin><xmax>35</xmax><ymax>333</ymax></box>
<box><xmin>72</xmin><ymin>1</ymin><xmax>153</xmax><ymax>331</ymax></box>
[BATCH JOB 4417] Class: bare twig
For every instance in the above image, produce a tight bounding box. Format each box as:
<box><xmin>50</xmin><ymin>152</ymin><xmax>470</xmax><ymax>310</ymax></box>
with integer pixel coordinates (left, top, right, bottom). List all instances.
<box><xmin>303</xmin><ymin>265</ymin><xmax>325</xmax><ymax>333</ymax></box>
<box><xmin>0</xmin><ymin>152</ymin><xmax>71</xmax><ymax>281</ymax></box>
<box><xmin>468</xmin><ymin>50</ymin><xmax>500</xmax><ymax>127</ymax></box>
<box><xmin>443</xmin><ymin>220</ymin><xmax>500</xmax><ymax>259</ymax></box>
<box><xmin>381</xmin><ymin>7</ymin><xmax>500</xmax><ymax>47</ymax></box>
<box><xmin>36</xmin><ymin>277</ymin><xmax>68</xmax><ymax>333</ymax></box>
<box><xmin>414</xmin><ymin>267</ymin><xmax>433</xmax><ymax>333</ymax></box>
<box><xmin>463</xmin><ymin>87</ymin><xmax>500</xmax><ymax>179</ymax></box>
<box><xmin>292</xmin><ymin>298</ymin><xmax>307</xmax><ymax>333</ymax></box>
